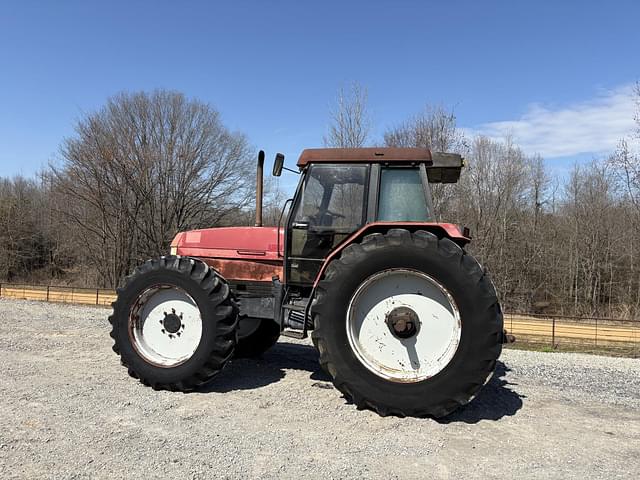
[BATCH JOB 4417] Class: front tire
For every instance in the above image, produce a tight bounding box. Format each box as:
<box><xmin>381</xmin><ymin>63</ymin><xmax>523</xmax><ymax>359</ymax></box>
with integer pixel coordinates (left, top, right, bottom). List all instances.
<box><xmin>109</xmin><ymin>256</ymin><xmax>238</xmax><ymax>391</ymax></box>
<box><xmin>311</xmin><ymin>229</ymin><xmax>503</xmax><ymax>418</ymax></box>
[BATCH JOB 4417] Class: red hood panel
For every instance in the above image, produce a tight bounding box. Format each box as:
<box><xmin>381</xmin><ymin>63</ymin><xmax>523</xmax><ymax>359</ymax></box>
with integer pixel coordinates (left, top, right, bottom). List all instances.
<box><xmin>171</xmin><ymin>226</ymin><xmax>284</xmax><ymax>261</ymax></box>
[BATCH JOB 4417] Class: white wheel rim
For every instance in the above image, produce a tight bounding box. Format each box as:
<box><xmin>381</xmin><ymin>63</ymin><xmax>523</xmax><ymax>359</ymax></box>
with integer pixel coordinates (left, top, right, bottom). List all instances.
<box><xmin>346</xmin><ymin>269</ymin><xmax>461</xmax><ymax>383</ymax></box>
<box><xmin>129</xmin><ymin>285</ymin><xmax>203</xmax><ymax>367</ymax></box>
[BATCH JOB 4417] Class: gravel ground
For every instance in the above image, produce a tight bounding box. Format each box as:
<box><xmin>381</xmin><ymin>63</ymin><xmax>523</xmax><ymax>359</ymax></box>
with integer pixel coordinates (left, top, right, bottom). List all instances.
<box><xmin>0</xmin><ymin>298</ymin><xmax>638</xmax><ymax>479</ymax></box>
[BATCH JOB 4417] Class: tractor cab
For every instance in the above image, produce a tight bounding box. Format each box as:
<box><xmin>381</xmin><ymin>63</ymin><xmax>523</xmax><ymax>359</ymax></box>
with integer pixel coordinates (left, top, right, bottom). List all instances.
<box><xmin>268</xmin><ymin>148</ymin><xmax>468</xmax><ymax>337</ymax></box>
<box><xmin>277</xmin><ymin>148</ymin><xmax>463</xmax><ymax>287</ymax></box>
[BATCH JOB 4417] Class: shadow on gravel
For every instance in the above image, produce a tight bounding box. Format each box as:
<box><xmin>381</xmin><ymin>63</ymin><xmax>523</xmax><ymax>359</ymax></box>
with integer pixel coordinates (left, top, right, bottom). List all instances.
<box><xmin>198</xmin><ymin>342</ymin><xmax>326</xmax><ymax>393</ymax></box>
<box><xmin>437</xmin><ymin>361</ymin><xmax>525</xmax><ymax>424</ymax></box>
<box><xmin>199</xmin><ymin>344</ymin><xmax>524</xmax><ymax>424</ymax></box>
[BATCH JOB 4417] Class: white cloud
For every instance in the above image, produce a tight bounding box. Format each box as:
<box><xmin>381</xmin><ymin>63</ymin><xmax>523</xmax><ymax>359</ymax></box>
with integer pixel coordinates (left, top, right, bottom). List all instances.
<box><xmin>469</xmin><ymin>84</ymin><xmax>637</xmax><ymax>158</ymax></box>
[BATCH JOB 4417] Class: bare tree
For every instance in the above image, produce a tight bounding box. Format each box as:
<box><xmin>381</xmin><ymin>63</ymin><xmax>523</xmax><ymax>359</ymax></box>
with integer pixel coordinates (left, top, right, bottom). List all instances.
<box><xmin>610</xmin><ymin>84</ymin><xmax>640</xmax><ymax>212</ymax></box>
<box><xmin>261</xmin><ymin>177</ymin><xmax>289</xmax><ymax>226</ymax></box>
<box><xmin>324</xmin><ymin>82</ymin><xmax>371</xmax><ymax>148</ymax></box>
<box><xmin>384</xmin><ymin>104</ymin><xmax>466</xmax><ymax>152</ymax></box>
<box><xmin>606</xmin><ymin>82</ymin><xmax>640</xmax><ymax>315</ymax></box>
<box><xmin>51</xmin><ymin>90</ymin><xmax>254</xmax><ymax>287</ymax></box>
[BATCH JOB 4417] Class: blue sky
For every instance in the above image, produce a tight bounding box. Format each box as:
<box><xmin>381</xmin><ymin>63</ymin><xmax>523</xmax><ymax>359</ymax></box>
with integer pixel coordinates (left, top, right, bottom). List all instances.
<box><xmin>1</xmin><ymin>1</ymin><xmax>639</xmax><ymax>190</ymax></box>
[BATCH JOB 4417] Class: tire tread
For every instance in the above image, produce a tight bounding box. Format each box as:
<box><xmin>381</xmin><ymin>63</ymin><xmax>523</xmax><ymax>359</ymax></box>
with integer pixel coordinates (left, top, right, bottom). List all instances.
<box><xmin>311</xmin><ymin>229</ymin><xmax>503</xmax><ymax>418</ymax></box>
<box><xmin>109</xmin><ymin>255</ymin><xmax>238</xmax><ymax>391</ymax></box>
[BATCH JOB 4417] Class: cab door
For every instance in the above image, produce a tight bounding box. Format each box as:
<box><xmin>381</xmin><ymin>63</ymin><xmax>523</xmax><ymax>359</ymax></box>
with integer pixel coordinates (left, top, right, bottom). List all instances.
<box><xmin>286</xmin><ymin>164</ymin><xmax>369</xmax><ymax>286</ymax></box>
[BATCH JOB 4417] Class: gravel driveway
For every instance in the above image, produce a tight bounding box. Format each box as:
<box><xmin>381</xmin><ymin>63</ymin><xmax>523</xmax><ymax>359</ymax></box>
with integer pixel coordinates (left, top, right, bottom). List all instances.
<box><xmin>0</xmin><ymin>298</ymin><xmax>638</xmax><ymax>479</ymax></box>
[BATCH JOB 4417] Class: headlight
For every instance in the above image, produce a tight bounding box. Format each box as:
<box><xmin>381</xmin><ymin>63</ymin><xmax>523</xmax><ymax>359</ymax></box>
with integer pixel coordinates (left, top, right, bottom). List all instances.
<box><xmin>170</xmin><ymin>246</ymin><xmax>177</xmax><ymax>255</ymax></box>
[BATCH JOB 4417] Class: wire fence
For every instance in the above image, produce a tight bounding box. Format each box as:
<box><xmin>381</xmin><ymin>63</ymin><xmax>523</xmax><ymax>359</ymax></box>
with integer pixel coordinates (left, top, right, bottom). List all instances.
<box><xmin>1</xmin><ymin>283</ymin><xmax>639</xmax><ymax>355</ymax></box>
<box><xmin>504</xmin><ymin>312</ymin><xmax>640</xmax><ymax>356</ymax></box>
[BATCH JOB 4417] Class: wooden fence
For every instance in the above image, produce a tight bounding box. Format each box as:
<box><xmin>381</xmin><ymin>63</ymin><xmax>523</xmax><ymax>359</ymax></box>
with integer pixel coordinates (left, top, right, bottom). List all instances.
<box><xmin>1</xmin><ymin>283</ymin><xmax>639</xmax><ymax>355</ymax></box>
<box><xmin>0</xmin><ymin>283</ymin><xmax>117</xmax><ymax>307</ymax></box>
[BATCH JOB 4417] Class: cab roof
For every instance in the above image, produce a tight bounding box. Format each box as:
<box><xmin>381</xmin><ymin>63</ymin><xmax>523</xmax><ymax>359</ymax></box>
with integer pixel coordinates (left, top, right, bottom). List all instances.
<box><xmin>297</xmin><ymin>147</ymin><xmax>432</xmax><ymax>167</ymax></box>
<box><xmin>296</xmin><ymin>147</ymin><xmax>464</xmax><ymax>183</ymax></box>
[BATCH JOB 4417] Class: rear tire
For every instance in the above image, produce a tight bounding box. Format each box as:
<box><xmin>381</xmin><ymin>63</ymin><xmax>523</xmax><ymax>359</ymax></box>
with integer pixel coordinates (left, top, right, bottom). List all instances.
<box><xmin>109</xmin><ymin>256</ymin><xmax>238</xmax><ymax>391</ymax></box>
<box><xmin>311</xmin><ymin>229</ymin><xmax>503</xmax><ymax>418</ymax></box>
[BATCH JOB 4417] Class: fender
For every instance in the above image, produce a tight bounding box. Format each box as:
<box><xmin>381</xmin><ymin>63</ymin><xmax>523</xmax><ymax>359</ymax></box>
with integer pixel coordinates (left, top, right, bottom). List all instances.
<box><xmin>312</xmin><ymin>221</ymin><xmax>470</xmax><ymax>287</ymax></box>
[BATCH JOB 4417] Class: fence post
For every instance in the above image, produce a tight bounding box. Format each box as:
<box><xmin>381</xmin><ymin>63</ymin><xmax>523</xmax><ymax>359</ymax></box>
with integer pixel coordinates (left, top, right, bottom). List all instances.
<box><xmin>96</xmin><ymin>288</ymin><xmax>99</xmax><ymax>306</ymax></box>
<box><xmin>595</xmin><ymin>317</ymin><xmax>598</xmax><ymax>347</ymax></box>
<box><xmin>46</xmin><ymin>285</ymin><xmax>50</xmax><ymax>302</ymax></box>
<box><xmin>551</xmin><ymin>317</ymin><xmax>556</xmax><ymax>349</ymax></box>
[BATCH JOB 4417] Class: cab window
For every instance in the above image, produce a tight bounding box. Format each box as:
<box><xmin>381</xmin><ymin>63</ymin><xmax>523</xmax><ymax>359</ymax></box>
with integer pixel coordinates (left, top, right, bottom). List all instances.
<box><xmin>292</xmin><ymin>164</ymin><xmax>368</xmax><ymax>231</ymax></box>
<box><xmin>377</xmin><ymin>167</ymin><xmax>431</xmax><ymax>221</ymax></box>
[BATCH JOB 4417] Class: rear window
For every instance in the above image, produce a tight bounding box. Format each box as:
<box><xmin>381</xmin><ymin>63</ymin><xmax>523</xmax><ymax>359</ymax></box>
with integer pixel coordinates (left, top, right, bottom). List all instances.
<box><xmin>377</xmin><ymin>167</ymin><xmax>430</xmax><ymax>221</ymax></box>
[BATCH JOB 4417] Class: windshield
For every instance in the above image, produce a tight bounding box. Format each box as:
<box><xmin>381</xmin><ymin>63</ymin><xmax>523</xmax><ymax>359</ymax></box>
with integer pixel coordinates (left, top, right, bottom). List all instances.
<box><xmin>292</xmin><ymin>164</ymin><xmax>368</xmax><ymax>231</ymax></box>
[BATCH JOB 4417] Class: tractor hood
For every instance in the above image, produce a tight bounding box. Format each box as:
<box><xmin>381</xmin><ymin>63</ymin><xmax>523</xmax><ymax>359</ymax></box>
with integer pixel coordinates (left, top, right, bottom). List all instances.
<box><xmin>171</xmin><ymin>226</ymin><xmax>284</xmax><ymax>261</ymax></box>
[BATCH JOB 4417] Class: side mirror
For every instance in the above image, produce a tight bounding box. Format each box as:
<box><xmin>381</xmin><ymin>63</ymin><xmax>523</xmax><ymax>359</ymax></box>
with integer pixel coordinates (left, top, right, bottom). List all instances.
<box><xmin>273</xmin><ymin>153</ymin><xmax>285</xmax><ymax>177</ymax></box>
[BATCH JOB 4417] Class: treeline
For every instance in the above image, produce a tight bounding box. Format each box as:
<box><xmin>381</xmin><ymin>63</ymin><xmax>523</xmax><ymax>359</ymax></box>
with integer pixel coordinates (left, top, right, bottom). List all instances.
<box><xmin>439</xmin><ymin>138</ymin><xmax>640</xmax><ymax>318</ymax></box>
<box><xmin>2</xmin><ymin>87</ymin><xmax>640</xmax><ymax>318</ymax></box>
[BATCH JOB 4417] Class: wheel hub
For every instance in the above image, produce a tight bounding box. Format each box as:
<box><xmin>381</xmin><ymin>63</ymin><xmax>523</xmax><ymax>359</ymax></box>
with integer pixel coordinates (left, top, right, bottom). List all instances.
<box><xmin>162</xmin><ymin>310</ymin><xmax>183</xmax><ymax>334</ymax></box>
<box><xmin>385</xmin><ymin>306</ymin><xmax>420</xmax><ymax>339</ymax></box>
<box><xmin>129</xmin><ymin>285</ymin><xmax>203</xmax><ymax>367</ymax></box>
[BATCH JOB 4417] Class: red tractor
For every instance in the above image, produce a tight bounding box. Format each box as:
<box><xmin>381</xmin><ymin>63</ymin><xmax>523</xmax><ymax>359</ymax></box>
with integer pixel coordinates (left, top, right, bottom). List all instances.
<box><xmin>109</xmin><ymin>148</ymin><xmax>506</xmax><ymax>418</ymax></box>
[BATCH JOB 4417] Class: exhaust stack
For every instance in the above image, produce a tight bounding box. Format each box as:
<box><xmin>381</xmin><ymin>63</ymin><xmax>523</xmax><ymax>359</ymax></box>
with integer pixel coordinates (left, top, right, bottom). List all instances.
<box><xmin>255</xmin><ymin>150</ymin><xmax>265</xmax><ymax>227</ymax></box>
